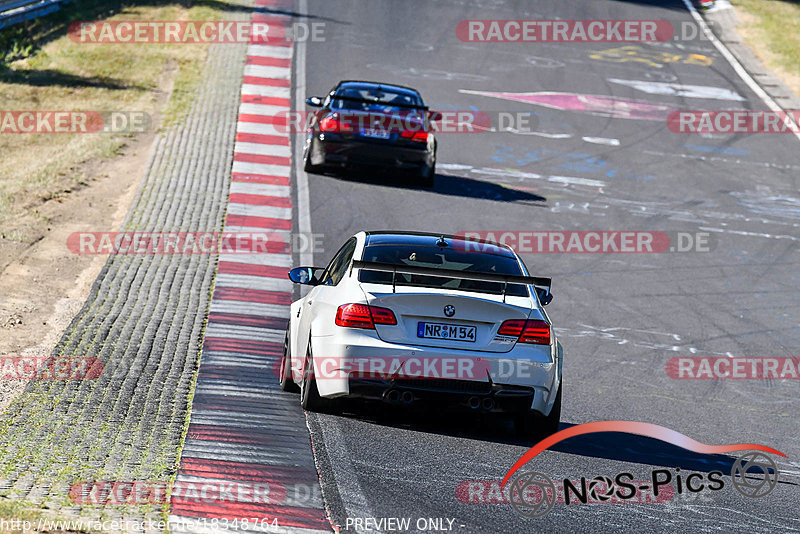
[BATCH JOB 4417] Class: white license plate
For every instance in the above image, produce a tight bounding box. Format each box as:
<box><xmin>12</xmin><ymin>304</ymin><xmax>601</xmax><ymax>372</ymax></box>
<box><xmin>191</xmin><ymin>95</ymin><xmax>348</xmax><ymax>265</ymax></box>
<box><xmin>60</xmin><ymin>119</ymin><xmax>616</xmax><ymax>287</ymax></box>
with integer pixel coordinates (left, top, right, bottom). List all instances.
<box><xmin>417</xmin><ymin>322</ymin><xmax>476</xmax><ymax>342</ymax></box>
<box><xmin>360</xmin><ymin>128</ymin><xmax>390</xmax><ymax>139</ymax></box>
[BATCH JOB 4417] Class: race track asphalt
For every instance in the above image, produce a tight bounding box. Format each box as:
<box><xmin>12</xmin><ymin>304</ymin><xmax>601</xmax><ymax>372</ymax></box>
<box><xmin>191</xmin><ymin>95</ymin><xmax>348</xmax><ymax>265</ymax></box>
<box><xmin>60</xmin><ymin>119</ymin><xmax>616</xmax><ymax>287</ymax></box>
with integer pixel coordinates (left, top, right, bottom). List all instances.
<box><xmin>295</xmin><ymin>1</ymin><xmax>800</xmax><ymax>532</ymax></box>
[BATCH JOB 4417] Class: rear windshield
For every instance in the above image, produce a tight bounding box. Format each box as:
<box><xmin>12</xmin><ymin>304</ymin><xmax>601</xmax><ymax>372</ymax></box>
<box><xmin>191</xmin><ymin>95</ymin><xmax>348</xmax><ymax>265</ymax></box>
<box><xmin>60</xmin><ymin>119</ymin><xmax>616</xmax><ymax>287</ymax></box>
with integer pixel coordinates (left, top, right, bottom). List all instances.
<box><xmin>358</xmin><ymin>245</ymin><xmax>529</xmax><ymax>297</ymax></box>
<box><xmin>331</xmin><ymin>87</ymin><xmax>423</xmax><ymax>113</ymax></box>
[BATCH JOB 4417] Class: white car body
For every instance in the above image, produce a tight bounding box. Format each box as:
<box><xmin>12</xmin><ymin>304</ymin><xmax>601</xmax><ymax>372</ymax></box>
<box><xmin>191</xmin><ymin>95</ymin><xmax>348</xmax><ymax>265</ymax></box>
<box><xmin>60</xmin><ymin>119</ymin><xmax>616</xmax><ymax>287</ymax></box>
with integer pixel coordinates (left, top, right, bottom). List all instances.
<box><xmin>284</xmin><ymin>231</ymin><xmax>562</xmax><ymax>419</ymax></box>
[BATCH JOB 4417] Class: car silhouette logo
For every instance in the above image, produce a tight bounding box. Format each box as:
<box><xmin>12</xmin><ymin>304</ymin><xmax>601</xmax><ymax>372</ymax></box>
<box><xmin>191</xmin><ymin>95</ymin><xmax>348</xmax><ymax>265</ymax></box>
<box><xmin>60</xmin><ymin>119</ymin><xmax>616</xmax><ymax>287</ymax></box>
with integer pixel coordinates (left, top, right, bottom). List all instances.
<box><xmin>444</xmin><ymin>305</ymin><xmax>455</xmax><ymax>317</ymax></box>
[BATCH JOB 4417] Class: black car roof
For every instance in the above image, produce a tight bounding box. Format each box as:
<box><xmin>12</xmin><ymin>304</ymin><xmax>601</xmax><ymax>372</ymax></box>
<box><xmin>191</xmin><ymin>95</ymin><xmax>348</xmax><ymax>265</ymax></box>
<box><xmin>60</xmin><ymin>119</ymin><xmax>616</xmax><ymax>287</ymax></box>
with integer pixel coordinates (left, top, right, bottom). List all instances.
<box><xmin>334</xmin><ymin>81</ymin><xmax>422</xmax><ymax>99</ymax></box>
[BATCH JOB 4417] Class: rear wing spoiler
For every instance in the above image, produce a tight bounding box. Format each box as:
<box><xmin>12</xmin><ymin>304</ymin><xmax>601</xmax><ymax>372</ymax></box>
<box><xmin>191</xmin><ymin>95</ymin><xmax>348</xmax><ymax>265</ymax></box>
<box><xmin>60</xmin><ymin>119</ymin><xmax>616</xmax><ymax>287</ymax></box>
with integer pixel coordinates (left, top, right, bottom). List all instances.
<box><xmin>350</xmin><ymin>260</ymin><xmax>551</xmax><ymax>303</ymax></box>
<box><xmin>330</xmin><ymin>95</ymin><xmax>429</xmax><ymax>111</ymax></box>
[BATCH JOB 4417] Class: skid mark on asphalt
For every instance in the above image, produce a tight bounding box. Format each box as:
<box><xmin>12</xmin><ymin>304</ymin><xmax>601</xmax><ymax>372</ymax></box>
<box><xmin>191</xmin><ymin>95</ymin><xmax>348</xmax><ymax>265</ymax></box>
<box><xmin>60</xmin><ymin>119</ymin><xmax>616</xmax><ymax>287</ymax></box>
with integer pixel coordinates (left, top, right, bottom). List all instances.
<box><xmin>169</xmin><ymin>1</ymin><xmax>330</xmax><ymax>533</ymax></box>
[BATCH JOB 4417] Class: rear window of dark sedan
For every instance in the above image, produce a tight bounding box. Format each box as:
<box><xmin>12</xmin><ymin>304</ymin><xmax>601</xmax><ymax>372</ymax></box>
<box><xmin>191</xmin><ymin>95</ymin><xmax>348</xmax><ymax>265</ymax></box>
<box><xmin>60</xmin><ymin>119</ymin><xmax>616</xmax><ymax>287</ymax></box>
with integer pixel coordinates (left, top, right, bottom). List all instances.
<box><xmin>358</xmin><ymin>244</ymin><xmax>529</xmax><ymax>297</ymax></box>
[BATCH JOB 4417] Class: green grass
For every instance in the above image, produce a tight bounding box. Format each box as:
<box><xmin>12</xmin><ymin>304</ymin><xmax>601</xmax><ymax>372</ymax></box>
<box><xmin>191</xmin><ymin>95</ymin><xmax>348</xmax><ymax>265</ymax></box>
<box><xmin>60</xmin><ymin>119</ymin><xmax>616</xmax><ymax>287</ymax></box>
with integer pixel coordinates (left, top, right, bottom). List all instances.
<box><xmin>0</xmin><ymin>0</ymin><xmax>228</xmax><ymax>235</ymax></box>
<box><xmin>730</xmin><ymin>0</ymin><xmax>800</xmax><ymax>97</ymax></box>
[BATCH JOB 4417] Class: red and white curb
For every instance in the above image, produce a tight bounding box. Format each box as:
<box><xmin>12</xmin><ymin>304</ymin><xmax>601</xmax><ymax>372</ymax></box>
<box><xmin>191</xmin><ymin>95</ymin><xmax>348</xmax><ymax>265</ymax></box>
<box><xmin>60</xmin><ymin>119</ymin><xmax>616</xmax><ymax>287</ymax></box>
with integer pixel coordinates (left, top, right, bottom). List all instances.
<box><xmin>169</xmin><ymin>1</ymin><xmax>331</xmax><ymax>532</ymax></box>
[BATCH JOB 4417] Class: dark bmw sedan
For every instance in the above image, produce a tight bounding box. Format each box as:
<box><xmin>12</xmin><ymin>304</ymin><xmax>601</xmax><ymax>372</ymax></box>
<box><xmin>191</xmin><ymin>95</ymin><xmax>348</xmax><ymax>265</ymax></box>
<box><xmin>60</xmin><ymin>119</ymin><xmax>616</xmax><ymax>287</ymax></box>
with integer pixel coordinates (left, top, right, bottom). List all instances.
<box><xmin>302</xmin><ymin>80</ymin><xmax>440</xmax><ymax>186</ymax></box>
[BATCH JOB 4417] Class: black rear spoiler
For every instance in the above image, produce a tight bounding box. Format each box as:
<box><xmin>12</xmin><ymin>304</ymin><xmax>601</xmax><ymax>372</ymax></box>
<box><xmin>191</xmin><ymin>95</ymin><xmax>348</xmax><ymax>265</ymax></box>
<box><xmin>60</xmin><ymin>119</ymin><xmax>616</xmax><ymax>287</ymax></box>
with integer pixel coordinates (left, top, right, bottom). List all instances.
<box><xmin>350</xmin><ymin>260</ymin><xmax>551</xmax><ymax>303</ymax></box>
<box><xmin>331</xmin><ymin>95</ymin><xmax>429</xmax><ymax>111</ymax></box>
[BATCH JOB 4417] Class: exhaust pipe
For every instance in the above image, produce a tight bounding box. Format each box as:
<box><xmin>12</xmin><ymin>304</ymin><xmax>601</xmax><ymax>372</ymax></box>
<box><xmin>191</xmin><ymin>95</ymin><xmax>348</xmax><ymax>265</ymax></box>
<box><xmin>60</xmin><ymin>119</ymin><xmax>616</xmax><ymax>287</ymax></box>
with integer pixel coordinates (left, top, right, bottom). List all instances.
<box><xmin>467</xmin><ymin>396</ymin><xmax>481</xmax><ymax>410</ymax></box>
<box><xmin>481</xmin><ymin>397</ymin><xmax>495</xmax><ymax>411</ymax></box>
<box><xmin>401</xmin><ymin>391</ymin><xmax>414</xmax><ymax>404</ymax></box>
<box><xmin>385</xmin><ymin>390</ymin><xmax>401</xmax><ymax>404</ymax></box>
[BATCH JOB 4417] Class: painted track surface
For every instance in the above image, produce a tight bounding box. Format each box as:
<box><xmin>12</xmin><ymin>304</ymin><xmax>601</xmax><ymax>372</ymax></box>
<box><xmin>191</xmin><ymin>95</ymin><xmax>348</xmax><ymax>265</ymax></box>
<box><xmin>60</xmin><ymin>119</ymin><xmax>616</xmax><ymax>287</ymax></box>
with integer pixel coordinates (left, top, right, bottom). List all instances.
<box><xmin>298</xmin><ymin>1</ymin><xmax>800</xmax><ymax>533</ymax></box>
<box><xmin>1</xmin><ymin>0</ymin><xmax>798</xmax><ymax>532</ymax></box>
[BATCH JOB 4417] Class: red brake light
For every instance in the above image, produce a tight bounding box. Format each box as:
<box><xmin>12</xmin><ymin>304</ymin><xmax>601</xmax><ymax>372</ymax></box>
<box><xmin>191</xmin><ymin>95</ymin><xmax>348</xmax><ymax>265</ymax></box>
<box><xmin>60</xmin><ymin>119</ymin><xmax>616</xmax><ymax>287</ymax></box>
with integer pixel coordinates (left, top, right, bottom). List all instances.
<box><xmin>498</xmin><ymin>319</ymin><xmax>525</xmax><ymax>337</ymax></box>
<box><xmin>498</xmin><ymin>319</ymin><xmax>550</xmax><ymax>345</ymax></box>
<box><xmin>520</xmin><ymin>319</ymin><xmax>550</xmax><ymax>344</ymax></box>
<box><xmin>369</xmin><ymin>306</ymin><xmax>397</xmax><ymax>325</ymax></box>
<box><xmin>400</xmin><ymin>129</ymin><xmax>429</xmax><ymax>143</ymax></box>
<box><xmin>335</xmin><ymin>304</ymin><xmax>397</xmax><ymax>329</ymax></box>
<box><xmin>319</xmin><ymin>114</ymin><xmax>353</xmax><ymax>133</ymax></box>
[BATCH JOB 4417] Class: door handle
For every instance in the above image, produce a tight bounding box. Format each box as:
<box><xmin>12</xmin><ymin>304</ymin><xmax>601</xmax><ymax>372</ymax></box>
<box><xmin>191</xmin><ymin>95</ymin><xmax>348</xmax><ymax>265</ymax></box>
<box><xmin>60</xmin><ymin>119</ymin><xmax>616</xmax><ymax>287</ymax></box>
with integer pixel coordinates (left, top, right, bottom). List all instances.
<box><xmin>307</xmin><ymin>300</ymin><xmax>313</xmax><ymax>305</ymax></box>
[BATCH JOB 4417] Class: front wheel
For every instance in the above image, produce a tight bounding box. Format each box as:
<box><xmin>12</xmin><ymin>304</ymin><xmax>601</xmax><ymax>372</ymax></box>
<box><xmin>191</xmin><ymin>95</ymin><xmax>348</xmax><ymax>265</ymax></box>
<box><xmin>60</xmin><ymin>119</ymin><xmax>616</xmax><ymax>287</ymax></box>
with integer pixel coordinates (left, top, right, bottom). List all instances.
<box><xmin>303</xmin><ymin>135</ymin><xmax>323</xmax><ymax>174</ymax></box>
<box><xmin>279</xmin><ymin>328</ymin><xmax>299</xmax><ymax>392</ymax></box>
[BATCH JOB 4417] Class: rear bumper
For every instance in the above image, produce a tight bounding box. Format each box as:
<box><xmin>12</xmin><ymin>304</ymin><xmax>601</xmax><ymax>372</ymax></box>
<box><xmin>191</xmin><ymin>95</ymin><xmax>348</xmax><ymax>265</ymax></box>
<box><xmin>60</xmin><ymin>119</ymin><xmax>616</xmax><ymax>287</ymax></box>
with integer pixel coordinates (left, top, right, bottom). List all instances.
<box><xmin>309</xmin><ymin>329</ymin><xmax>561</xmax><ymax>416</ymax></box>
<box><xmin>312</xmin><ymin>134</ymin><xmax>434</xmax><ymax>171</ymax></box>
<box><xmin>348</xmin><ymin>377</ymin><xmax>534</xmax><ymax>414</ymax></box>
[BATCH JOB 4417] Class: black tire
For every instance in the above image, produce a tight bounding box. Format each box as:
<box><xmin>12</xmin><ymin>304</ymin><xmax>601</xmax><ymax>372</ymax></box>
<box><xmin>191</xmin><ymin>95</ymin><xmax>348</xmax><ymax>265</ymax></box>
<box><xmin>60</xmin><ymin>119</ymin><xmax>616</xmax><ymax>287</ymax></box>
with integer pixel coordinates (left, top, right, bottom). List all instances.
<box><xmin>279</xmin><ymin>328</ymin><xmax>300</xmax><ymax>392</ymax></box>
<box><xmin>515</xmin><ymin>383</ymin><xmax>561</xmax><ymax>440</ymax></box>
<box><xmin>303</xmin><ymin>137</ymin><xmax>323</xmax><ymax>174</ymax></box>
<box><xmin>300</xmin><ymin>344</ymin><xmax>335</xmax><ymax>412</ymax></box>
<box><xmin>416</xmin><ymin>161</ymin><xmax>435</xmax><ymax>188</ymax></box>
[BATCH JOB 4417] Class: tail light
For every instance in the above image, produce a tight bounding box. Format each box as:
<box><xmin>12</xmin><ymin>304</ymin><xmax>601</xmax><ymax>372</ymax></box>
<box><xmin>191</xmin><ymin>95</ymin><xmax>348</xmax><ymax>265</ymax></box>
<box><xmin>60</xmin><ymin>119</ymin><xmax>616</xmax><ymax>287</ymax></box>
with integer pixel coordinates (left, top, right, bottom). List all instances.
<box><xmin>400</xmin><ymin>129</ymin><xmax>429</xmax><ymax>143</ymax></box>
<box><xmin>335</xmin><ymin>303</ymin><xmax>397</xmax><ymax>329</ymax></box>
<box><xmin>319</xmin><ymin>114</ymin><xmax>353</xmax><ymax>133</ymax></box>
<box><xmin>498</xmin><ymin>319</ymin><xmax>551</xmax><ymax>345</ymax></box>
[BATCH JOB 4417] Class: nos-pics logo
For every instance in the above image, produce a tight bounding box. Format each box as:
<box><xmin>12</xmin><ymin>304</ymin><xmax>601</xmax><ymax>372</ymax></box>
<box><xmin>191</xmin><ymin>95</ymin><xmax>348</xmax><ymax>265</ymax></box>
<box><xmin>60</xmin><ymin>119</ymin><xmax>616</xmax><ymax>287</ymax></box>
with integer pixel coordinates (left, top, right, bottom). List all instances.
<box><xmin>502</xmin><ymin>421</ymin><xmax>783</xmax><ymax>519</ymax></box>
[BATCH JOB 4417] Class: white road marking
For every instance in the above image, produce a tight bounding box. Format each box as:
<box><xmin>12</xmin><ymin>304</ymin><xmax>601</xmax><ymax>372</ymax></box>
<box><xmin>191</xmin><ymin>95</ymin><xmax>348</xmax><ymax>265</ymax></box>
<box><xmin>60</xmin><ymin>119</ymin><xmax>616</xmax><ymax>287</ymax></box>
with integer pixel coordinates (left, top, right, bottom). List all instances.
<box><xmin>608</xmin><ymin>78</ymin><xmax>745</xmax><ymax>101</ymax></box>
<box><xmin>225</xmin><ymin>203</ymin><xmax>292</xmax><ymax>220</ymax></box>
<box><xmin>247</xmin><ymin>44</ymin><xmax>294</xmax><ymax>58</ymax></box>
<box><xmin>215</xmin><ymin>273</ymin><xmax>293</xmax><ymax>292</ymax></box>
<box><xmin>204</xmin><ymin>324</ymin><xmax>285</xmax><ymax>343</ymax></box>
<box><xmin>209</xmin><ymin>301</ymin><xmax>289</xmax><ymax>319</ymax></box>
<box><xmin>217</xmin><ymin>252</ymin><xmax>293</xmax><ymax>266</ymax></box>
<box><xmin>241</xmin><ymin>83</ymin><xmax>292</xmax><ymax>98</ymax></box>
<box><xmin>244</xmin><ymin>64</ymin><xmax>291</xmax><ymax>79</ymax></box>
<box><xmin>502</xmin><ymin>127</ymin><xmax>573</xmax><ymax>138</ymax></box>
<box><xmin>232</xmin><ymin>160</ymin><xmax>292</xmax><ymax>177</ymax></box>
<box><xmin>582</xmin><ymin>136</ymin><xmax>620</xmax><ymax>146</ymax></box>
<box><xmin>236</xmin><ymin>121</ymin><xmax>291</xmax><ymax>136</ymax></box>
<box><xmin>239</xmin><ymin>102</ymin><xmax>287</xmax><ymax>116</ymax></box>
<box><xmin>229</xmin><ymin>181</ymin><xmax>291</xmax><ymax>197</ymax></box>
<box><xmin>234</xmin><ymin>141</ymin><xmax>291</xmax><ymax>157</ymax></box>
<box><xmin>461</xmin><ymin>165</ymin><xmax>607</xmax><ymax>188</ymax></box>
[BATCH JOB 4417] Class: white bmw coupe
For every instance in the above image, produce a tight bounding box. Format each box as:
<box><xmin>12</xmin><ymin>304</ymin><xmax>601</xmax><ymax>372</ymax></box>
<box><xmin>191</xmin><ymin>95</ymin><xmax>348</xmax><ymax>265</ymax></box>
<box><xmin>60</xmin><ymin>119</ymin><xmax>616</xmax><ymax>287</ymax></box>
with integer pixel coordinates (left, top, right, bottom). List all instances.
<box><xmin>280</xmin><ymin>231</ymin><xmax>562</xmax><ymax>437</ymax></box>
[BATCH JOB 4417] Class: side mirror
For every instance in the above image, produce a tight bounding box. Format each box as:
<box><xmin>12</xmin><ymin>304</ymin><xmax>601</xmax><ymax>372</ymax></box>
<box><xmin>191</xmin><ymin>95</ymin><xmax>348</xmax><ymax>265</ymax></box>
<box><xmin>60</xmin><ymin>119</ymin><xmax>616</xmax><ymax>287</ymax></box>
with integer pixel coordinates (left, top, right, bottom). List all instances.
<box><xmin>306</xmin><ymin>96</ymin><xmax>323</xmax><ymax>107</ymax></box>
<box><xmin>537</xmin><ymin>288</ymin><xmax>553</xmax><ymax>306</ymax></box>
<box><xmin>288</xmin><ymin>266</ymin><xmax>321</xmax><ymax>285</ymax></box>
<box><xmin>428</xmin><ymin>110</ymin><xmax>442</xmax><ymax>121</ymax></box>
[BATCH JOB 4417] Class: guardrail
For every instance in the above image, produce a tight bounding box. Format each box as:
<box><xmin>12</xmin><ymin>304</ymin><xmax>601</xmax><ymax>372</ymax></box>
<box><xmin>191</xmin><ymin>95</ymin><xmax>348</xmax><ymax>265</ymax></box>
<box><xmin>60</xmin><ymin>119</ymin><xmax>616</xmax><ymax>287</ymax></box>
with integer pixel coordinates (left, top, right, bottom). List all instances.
<box><xmin>0</xmin><ymin>0</ymin><xmax>65</xmax><ymax>30</ymax></box>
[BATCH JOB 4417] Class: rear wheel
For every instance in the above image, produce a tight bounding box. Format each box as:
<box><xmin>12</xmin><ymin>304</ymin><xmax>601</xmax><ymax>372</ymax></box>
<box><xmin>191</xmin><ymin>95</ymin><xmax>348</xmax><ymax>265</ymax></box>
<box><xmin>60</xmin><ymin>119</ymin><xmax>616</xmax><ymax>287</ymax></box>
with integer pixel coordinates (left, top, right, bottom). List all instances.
<box><xmin>515</xmin><ymin>383</ymin><xmax>561</xmax><ymax>441</ymax></box>
<box><xmin>416</xmin><ymin>161</ymin><xmax>435</xmax><ymax>188</ymax></box>
<box><xmin>279</xmin><ymin>328</ymin><xmax>299</xmax><ymax>392</ymax></box>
